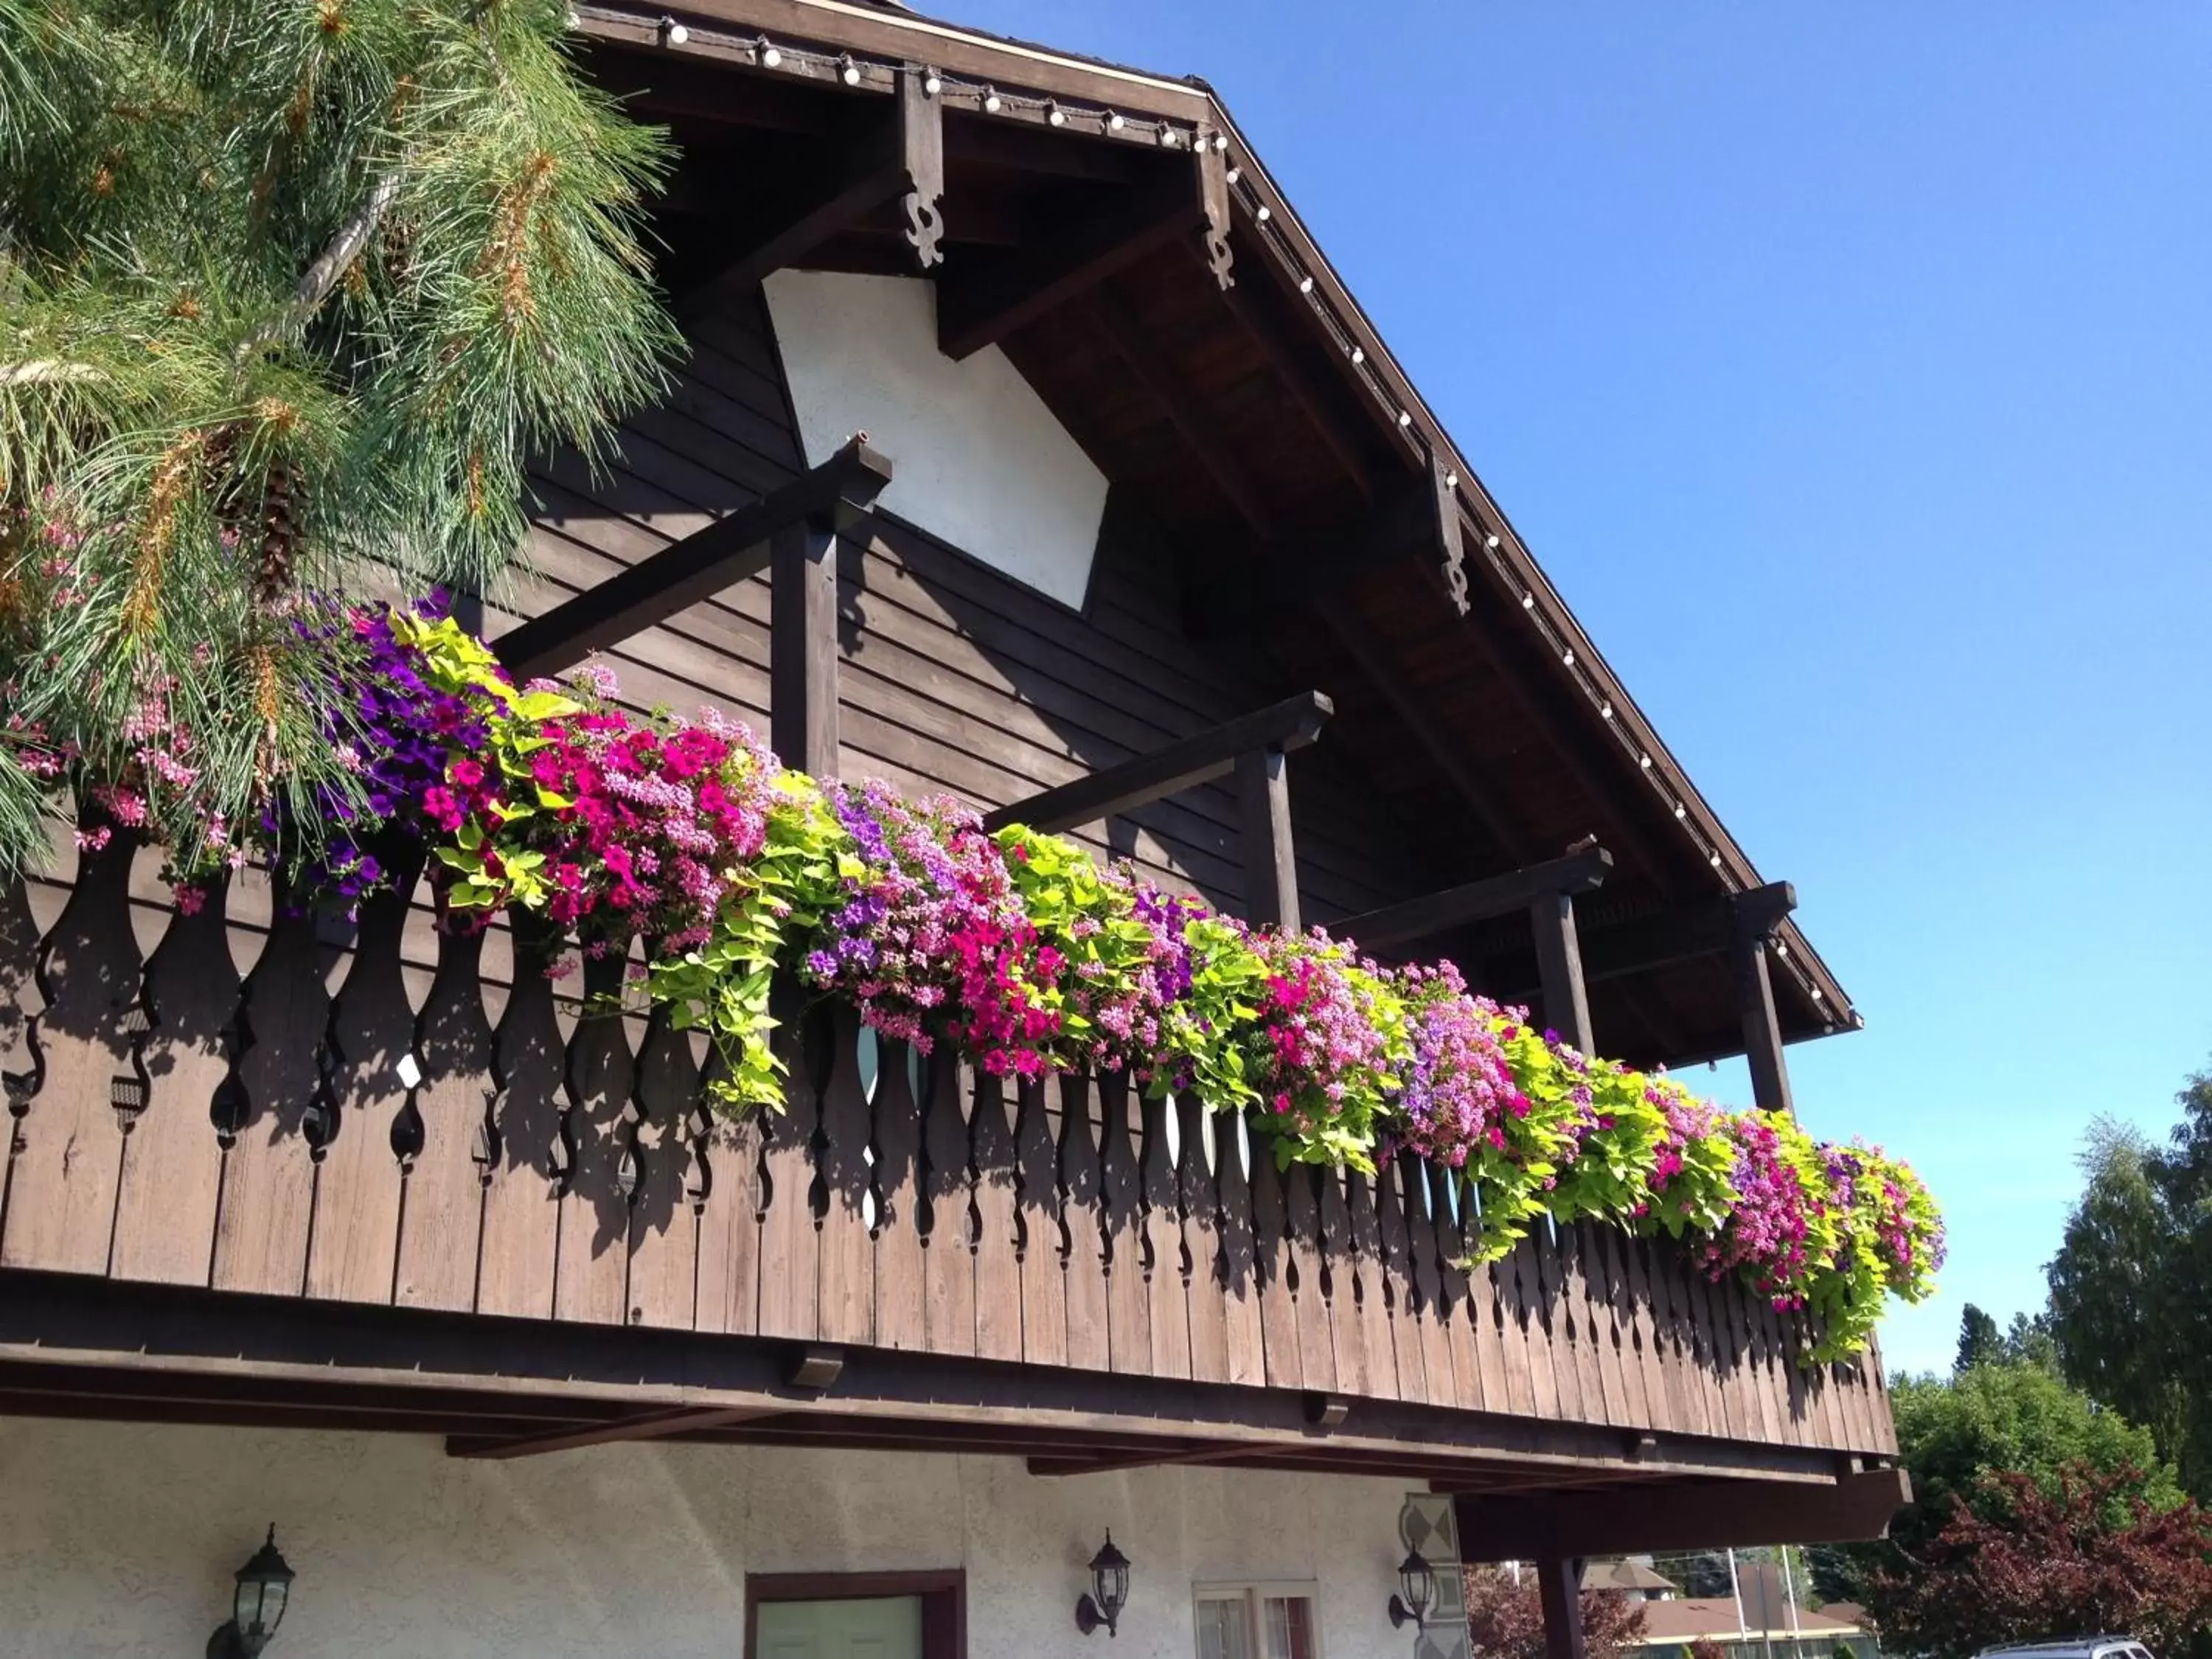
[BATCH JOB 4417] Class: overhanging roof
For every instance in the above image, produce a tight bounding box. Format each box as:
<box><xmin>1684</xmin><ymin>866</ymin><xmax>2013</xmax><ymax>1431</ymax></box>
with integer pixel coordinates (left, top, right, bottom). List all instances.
<box><xmin>570</xmin><ymin>0</ymin><xmax>1863</xmax><ymax>1068</ymax></box>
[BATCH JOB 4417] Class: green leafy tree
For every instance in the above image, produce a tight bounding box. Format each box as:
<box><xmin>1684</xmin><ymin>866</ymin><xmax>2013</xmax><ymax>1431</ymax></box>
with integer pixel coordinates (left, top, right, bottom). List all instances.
<box><xmin>2050</xmin><ymin>1079</ymin><xmax>2212</xmax><ymax>1495</ymax></box>
<box><xmin>0</xmin><ymin>0</ymin><xmax>674</xmax><ymax>872</ymax></box>
<box><xmin>1955</xmin><ymin>1304</ymin><xmax>2004</xmax><ymax>1374</ymax></box>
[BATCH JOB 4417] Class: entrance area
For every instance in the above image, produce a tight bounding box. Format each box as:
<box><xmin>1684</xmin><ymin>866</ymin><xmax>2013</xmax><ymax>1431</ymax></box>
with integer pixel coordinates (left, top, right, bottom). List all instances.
<box><xmin>755</xmin><ymin>1596</ymin><xmax>923</xmax><ymax>1659</ymax></box>
<box><xmin>745</xmin><ymin>1571</ymin><xmax>966</xmax><ymax>1659</ymax></box>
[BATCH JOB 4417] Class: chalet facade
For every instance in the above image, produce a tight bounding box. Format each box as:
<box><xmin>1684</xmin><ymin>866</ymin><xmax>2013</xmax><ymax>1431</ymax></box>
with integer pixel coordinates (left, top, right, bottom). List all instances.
<box><xmin>0</xmin><ymin>3</ymin><xmax>1907</xmax><ymax>1657</ymax></box>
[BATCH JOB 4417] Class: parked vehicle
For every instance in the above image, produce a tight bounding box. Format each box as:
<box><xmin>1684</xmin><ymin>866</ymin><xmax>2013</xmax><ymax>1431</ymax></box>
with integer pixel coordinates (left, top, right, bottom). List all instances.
<box><xmin>1978</xmin><ymin>1639</ymin><xmax>2156</xmax><ymax>1659</ymax></box>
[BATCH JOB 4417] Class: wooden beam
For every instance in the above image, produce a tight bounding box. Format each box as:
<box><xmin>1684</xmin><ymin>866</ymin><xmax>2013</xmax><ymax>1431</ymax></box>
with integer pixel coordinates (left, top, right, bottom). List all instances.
<box><xmin>1204</xmin><ymin>237</ymin><xmax>1375</xmax><ymax>494</ymax></box>
<box><xmin>1455</xmin><ymin>1468</ymin><xmax>1912</xmax><ymax>1561</ymax></box>
<box><xmin>679</xmin><ymin>67</ymin><xmax>941</xmax><ymax>312</ymax></box>
<box><xmin>445</xmin><ymin>1405</ymin><xmax>782</xmax><ymax>1460</ymax></box>
<box><xmin>1324</xmin><ymin>608</ymin><xmax>1531</xmax><ymax>861</ymax></box>
<box><xmin>1186</xmin><ymin>479</ymin><xmax>1428</xmax><ymax>639</ymax></box>
<box><xmin>1026</xmin><ymin>1441</ymin><xmax>1255</xmax><ymax>1478</ymax></box>
<box><xmin>1733</xmin><ymin>891</ymin><xmax>1800</xmax><ymax>1116</ymax></box>
<box><xmin>1089</xmin><ymin>285</ymin><xmax>1274</xmax><ymax>539</ymax></box>
<box><xmin>1238</xmin><ymin>745</ymin><xmax>1300</xmax><ymax>933</ymax></box>
<box><xmin>981</xmin><ymin>691</ymin><xmax>1332</xmax><ymax>834</ymax></box>
<box><xmin>1530</xmin><ymin>888</ymin><xmax>1596</xmax><ymax>1054</ymax></box>
<box><xmin>1537</xmin><ymin>1556</ymin><xmax>1589</xmax><ymax>1659</ymax></box>
<box><xmin>495</xmin><ymin>437</ymin><xmax>891</xmax><ymax>681</ymax></box>
<box><xmin>1578</xmin><ymin>881</ymin><xmax>1795</xmax><ymax>986</ymax></box>
<box><xmin>936</xmin><ymin>160</ymin><xmax>1202</xmax><ymax>360</ymax></box>
<box><xmin>1330</xmin><ymin>849</ymin><xmax>1613</xmax><ymax>950</ymax></box>
<box><xmin>771</xmin><ymin>516</ymin><xmax>841</xmax><ymax>777</ymax></box>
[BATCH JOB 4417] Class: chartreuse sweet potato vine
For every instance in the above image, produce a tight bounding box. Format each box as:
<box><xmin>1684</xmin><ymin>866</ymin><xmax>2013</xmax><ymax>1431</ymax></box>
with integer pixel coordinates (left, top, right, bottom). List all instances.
<box><xmin>14</xmin><ymin>600</ymin><xmax>1944</xmax><ymax>1360</ymax></box>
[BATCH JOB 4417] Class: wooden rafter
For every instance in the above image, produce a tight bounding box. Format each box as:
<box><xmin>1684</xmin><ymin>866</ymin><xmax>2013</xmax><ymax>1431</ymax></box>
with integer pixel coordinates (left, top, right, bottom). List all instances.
<box><xmin>1455</xmin><ymin>1467</ymin><xmax>1912</xmax><ymax>1561</ymax></box>
<box><xmin>494</xmin><ymin>437</ymin><xmax>891</xmax><ymax>681</ymax></box>
<box><xmin>980</xmin><ymin>691</ymin><xmax>1332</xmax><ymax>834</ymax></box>
<box><xmin>1330</xmin><ymin>848</ymin><xmax>1613</xmax><ymax>951</ymax></box>
<box><xmin>446</xmin><ymin>1405</ymin><xmax>784</xmax><ymax>1460</ymax></box>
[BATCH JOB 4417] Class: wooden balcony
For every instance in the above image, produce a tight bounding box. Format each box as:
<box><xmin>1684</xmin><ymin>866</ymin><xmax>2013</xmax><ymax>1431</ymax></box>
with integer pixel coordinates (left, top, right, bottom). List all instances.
<box><xmin>0</xmin><ymin>830</ymin><xmax>1897</xmax><ymax>1490</ymax></box>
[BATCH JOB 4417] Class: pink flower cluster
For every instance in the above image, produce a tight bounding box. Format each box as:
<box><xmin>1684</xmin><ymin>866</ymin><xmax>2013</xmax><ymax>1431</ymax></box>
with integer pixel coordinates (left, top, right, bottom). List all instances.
<box><xmin>1703</xmin><ymin>1113</ymin><xmax>1820</xmax><ymax>1304</ymax></box>
<box><xmin>1394</xmin><ymin>961</ymin><xmax>1528</xmax><ymax>1168</ymax></box>
<box><xmin>1250</xmin><ymin>929</ymin><xmax>1397</xmax><ymax>1144</ymax></box>
<box><xmin>803</xmin><ymin>781</ymin><xmax>1035</xmax><ymax>1055</ymax></box>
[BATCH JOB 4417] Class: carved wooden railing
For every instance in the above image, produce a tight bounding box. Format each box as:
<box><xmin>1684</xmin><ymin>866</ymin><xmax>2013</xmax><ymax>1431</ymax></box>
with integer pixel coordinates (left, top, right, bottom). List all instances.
<box><xmin>0</xmin><ymin>837</ymin><xmax>1896</xmax><ymax>1455</ymax></box>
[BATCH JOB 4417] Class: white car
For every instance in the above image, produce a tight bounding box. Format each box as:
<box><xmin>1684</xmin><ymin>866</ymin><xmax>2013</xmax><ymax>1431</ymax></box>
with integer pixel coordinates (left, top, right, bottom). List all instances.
<box><xmin>1978</xmin><ymin>1641</ymin><xmax>2155</xmax><ymax>1659</ymax></box>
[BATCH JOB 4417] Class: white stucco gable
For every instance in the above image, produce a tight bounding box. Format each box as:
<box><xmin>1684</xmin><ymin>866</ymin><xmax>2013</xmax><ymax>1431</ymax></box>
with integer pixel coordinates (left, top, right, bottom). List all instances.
<box><xmin>763</xmin><ymin>268</ymin><xmax>1110</xmax><ymax>610</ymax></box>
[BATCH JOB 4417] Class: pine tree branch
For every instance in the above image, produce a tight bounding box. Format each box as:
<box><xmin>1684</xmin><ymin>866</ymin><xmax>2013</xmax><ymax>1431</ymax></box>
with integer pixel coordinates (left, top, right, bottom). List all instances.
<box><xmin>237</xmin><ymin>173</ymin><xmax>400</xmax><ymax>361</ymax></box>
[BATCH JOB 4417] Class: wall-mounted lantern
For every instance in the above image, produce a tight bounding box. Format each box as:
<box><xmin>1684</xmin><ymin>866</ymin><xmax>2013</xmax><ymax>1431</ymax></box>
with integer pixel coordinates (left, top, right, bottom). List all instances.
<box><xmin>1388</xmin><ymin>1547</ymin><xmax>1436</xmax><ymax>1630</ymax></box>
<box><xmin>1074</xmin><ymin>1531</ymin><xmax>1132</xmax><ymax>1638</ymax></box>
<box><xmin>206</xmin><ymin>1526</ymin><xmax>295</xmax><ymax>1658</ymax></box>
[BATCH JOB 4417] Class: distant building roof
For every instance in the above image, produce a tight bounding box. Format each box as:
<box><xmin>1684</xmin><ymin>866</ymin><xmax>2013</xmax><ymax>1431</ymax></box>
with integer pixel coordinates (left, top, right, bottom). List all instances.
<box><xmin>1637</xmin><ymin>1599</ymin><xmax>1860</xmax><ymax>1644</ymax></box>
<box><xmin>1584</xmin><ymin>1560</ymin><xmax>1682</xmax><ymax>1594</ymax></box>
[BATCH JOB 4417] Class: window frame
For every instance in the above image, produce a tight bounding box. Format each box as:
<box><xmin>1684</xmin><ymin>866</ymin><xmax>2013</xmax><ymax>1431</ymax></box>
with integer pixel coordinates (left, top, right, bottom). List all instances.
<box><xmin>1192</xmin><ymin>1578</ymin><xmax>1326</xmax><ymax>1659</ymax></box>
<box><xmin>743</xmin><ymin>1568</ymin><xmax>967</xmax><ymax>1659</ymax></box>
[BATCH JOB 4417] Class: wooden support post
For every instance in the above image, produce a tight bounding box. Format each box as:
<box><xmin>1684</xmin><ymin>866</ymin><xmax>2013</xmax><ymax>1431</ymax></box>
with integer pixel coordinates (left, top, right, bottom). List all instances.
<box><xmin>1529</xmin><ymin>891</ymin><xmax>1595</xmax><ymax>1055</ymax></box>
<box><xmin>1238</xmin><ymin>745</ymin><xmax>1299</xmax><ymax>934</ymax></box>
<box><xmin>494</xmin><ymin>438</ymin><xmax>890</xmax><ymax>681</ymax></box>
<box><xmin>772</xmin><ymin>520</ymin><xmax>841</xmax><ymax>779</ymax></box>
<box><xmin>1537</xmin><ymin>1557</ymin><xmax>1588</xmax><ymax>1659</ymax></box>
<box><xmin>1733</xmin><ymin>888</ymin><xmax>1799</xmax><ymax>1116</ymax></box>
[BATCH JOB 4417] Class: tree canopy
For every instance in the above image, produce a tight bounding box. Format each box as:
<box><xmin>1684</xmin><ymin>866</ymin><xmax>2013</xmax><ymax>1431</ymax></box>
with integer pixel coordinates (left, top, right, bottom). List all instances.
<box><xmin>2049</xmin><ymin>1075</ymin><xmax>2212</xmax><ymax>1495</ymax></box>
<box><xmin>0</xmin><ymin>0</ymin><xmax>674</xmax><ymax>875</ymax></box>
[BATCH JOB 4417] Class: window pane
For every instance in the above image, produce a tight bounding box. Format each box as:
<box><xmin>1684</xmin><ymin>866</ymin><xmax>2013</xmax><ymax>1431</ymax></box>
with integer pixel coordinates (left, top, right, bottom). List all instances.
<box><xmin>1197</xmin><ymin>1596</ymin><xmax>1253</xmax><ymax>1659</ymax></box>
<box><xmin>1262</xmin><ymin>1595</ymin><xmax>1317</xmax><ymax>1659</ymax></box>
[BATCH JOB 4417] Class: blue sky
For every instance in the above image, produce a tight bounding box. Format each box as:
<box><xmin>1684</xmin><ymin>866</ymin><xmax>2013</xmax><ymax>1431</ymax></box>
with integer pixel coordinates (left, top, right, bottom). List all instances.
<box><xmin>940</xmin><ymin>1</ymin><xmax>2212</xmax><ymax>1374</ymax></box>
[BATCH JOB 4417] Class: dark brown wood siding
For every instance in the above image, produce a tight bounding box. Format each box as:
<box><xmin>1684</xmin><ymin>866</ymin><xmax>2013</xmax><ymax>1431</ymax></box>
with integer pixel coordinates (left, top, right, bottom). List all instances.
<box><xmin>501</xmin><ymin>291</ymin><xmax>1440</xmax><ymax>925</ymax></box>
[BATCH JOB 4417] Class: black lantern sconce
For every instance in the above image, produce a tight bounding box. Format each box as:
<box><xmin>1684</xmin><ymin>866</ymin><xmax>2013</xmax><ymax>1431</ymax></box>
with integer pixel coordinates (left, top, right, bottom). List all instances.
<box><xmin>1388</xmin><ymin>1547</ymin><xmax>1436</xmax><ymax>1631</ymax></box>
<box><xmin>206</xmin><ymin>1526</ymin><xmax>295</xmax><ymax>1658</ymax></box>
<box><xmin>1074</xmin><ymin>1531</ymin><xmax>1132</xmax><ymax>1638</ymax></box>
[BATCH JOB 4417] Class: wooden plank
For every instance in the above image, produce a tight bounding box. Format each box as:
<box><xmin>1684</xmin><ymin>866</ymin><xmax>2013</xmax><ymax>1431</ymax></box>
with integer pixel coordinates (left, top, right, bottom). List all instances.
<box><xmin>1495</xmin><ymin>1235</ymin><xmax>1543</xmax><ymax>1419</ymax></box>
<box><xmin>1249</xmin><ymin>1148</ymin><xmax>1301</xmax><ymax>1390</ymax></box>
<box><xmin>1285</xmin><ymin>1163</ymin><xmax>1337</xmax><ymax>1396</ymax></box>
<box><xmin>110</xmin><ymin>876</ymin><xmax>235</xmax><ymax>1286</ymax></box>
<box><xmin>1178</xmin><ymin>1094</ymin><xmax>1230</xmax><ymax>1385</ymax></box>
<box><xmin>982</xmin><ymin>692</ymin><xmax>1331</xmax><ymax>835</ymax></box>
<box><xmin>1401</xmin><ymin>1155</ymin><xmax>1450</xmax><ymax>1408</ymax></box>
<box><xmin>476</xmin><ymin>914</ymin><xmax>568</xmax><ymax>1322</ymax></box>
<box><xmin>448</xmin><ymin>1404</ymin><xmax>781</xmax><ymax>1460</ymax></box>
<box><xmin>815</xmin><ymin>1006</ymin><xmax>876</xmax><ymax>1346</ymax></box>
<box><xmin>553</xmin><ymin>948</ymin><xmax>638</xmax><ymax>1327</ymax></box>
<box><xmin>1058</xmin><ymin>1073</ymin><xmax>1110</xmax><ymax>1373</ymax></box>
<box><xmin>755</xmin><ymin>992</ymin><xmax>824</xmax><ymax>1340</ymax></box>
<box><xmin>1458</xmin><ymin>1467</ymin><xmax>1912</xmax><ymax>1561</ymax></box>
<box><xmin>1136</xmin><ymin>1091</ymin><xmax>1189</xmax><ymax>1380</ymax></box>
<box><xmin>1428</xmin><ymin>1165</ymin><xmax>1484</xmax><ymax>1413</ymax></box>
<box><xmin>1012</xmin><ymin>1076</ymin><xmax>1068</xmax><ymax>1367</ymax></box>
<box><xmin>969</xmin><ymin>1070</ymin><xmax>1023</xmax><ymax>1362</ymax></box>
<box><xmin>1316</xmin><ymin>1169</ymin><xmax>1368</xmax><ymax>1398</ymax></box>
<box><xmin>919</xmin><ymin>1045</ymin><xmax>976</xmax><ymax>1357</ymax></box>
<box><xmin>1096</xmin><ymin>1073</ymin><xmax>1150</xmax><ymax>1374</ymax></box>
<box><xmin>1374</xmin><ymin>1149</ymin><xmax>1424</xmax><ymax>1403</ymax></box>
<box><xmin>0</xmin><ymin>824</ymin><xmax>140</xmax><ymax>1278</ymax></box>
<box><xmin>1343</xmin><ymin>1169</ymin><xmax>1399</xmax><ymax>1399</ymax></box>
<box><xmin>1330</xmin><ymin>849</ymin><xmax>1613</xmax><ymax>952</ymax></box>
<box><xmin>694</xmin><ymin>1090</ymin><xmax>764</xmax><ymax>1339</ymax></box>
<box><xmin>870</xmin><ymin>1034</ymin><xmax>928</xmax><ymax>1352</ymax></box>
<box><xmin>771</xmin><ymin>518</ymin><xmax>844</xmax><ymax>779</ymax></box>
<box><xmin>497</xmin><ymin>437</ymin><xmax>890</xmax><ymax>681</ymax></box>
<box><xmin>1237</xmin><ymin>745</ymin><xmax>1301</xmax><ymax>933</ymax></box>
<box><xmin>305</xmin><ymin>853</ymin><xmax>423</xmax><ymax>1307</ymax></box>
<box><xmin>1214</xmin><ymin>1109</ymin><xmax>1265</xmax><ymax>1388</ymax></box>
<box><xmin>625</xmin><ymin>1006</ymin><xmax>703</xmax><ymax>1331</ymax></box>
<box><xmin>211</xmin><ymin>890</ymin><xmax>327</xmax><ymax>1298</ymax></box>
<box><xmin>394</xmin><ymin>922</ymin><xmax>495</xmax><ymax>1313</ymax></box>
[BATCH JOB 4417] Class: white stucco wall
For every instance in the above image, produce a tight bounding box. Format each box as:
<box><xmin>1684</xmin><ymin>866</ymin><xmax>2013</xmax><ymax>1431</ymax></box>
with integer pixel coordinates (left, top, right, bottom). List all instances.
<box><xmin>0</xmin><ymin>1415</ymin><xmax>1425</xmax><ymax>1659</ymax></box>
<box><xmin>762</xmin><ymin>268</ymin><xmax>1110</xmax><ymax>610</ymax></box>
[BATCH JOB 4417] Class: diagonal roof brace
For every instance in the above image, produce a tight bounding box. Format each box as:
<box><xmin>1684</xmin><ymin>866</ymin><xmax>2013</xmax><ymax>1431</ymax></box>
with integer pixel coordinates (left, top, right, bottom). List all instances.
<box><xmin>495</xmin><ymin>436</ymin><xmax>893</xmax><ymax>681</ymax></box>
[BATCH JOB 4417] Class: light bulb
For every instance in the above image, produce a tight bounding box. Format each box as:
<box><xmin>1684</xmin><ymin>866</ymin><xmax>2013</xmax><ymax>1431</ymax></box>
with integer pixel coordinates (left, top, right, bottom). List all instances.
<box><xmin>1107</xmin><ymin>111</ymin><xmax>1124</xmax><ymax>131</ymax></box>
<box><xmin>1673</xmin><ymin>803</ymin><xmax>1687</xmax><ymax>819</ymax></box>
<box><xmin>1638</xmin><ymin>753</ymin><xmax>1652</xmax><ymax>770</ymax></box>
<box><xmin>839</xmin><ymin>55</ymin><xmax>860</xmax><ymax>86</ymax></box>
<box><xmin>984</xmin><ymin>88</ymin><xmax>1001</xmax><ymax>113</ymax></box>
<box><xmin>1444</xmin><ymin>471</ymin><xmax>1458</xmax><ymax>488</ymax></box>
<box><xmin>1256</xmin><ymin>204</ymin><xmax>1271</xmax><ymax>222</ymax></box>
<box><xmin>922</xmin><ymin>70</ymin><xmax>942</xmax><ymax>95</ymax></box>
<box><xmin>1397</xmin><ymin>410</ymin><xmax>1412</xmax><ymax>427</ymax></box>
<box><xmin>1600</xmin><ymin>702</ymin><xmax>1613</xmax><ymax>720</ymax></box>
<box><xmin>1226</xmin><ymin>166</ymin><xmax>1241</xmax><ymax>184</ymax></box>
<box><xmin>1520</xmin><ymin>591</ymin><xmax>1534</xmax><ymax>608</ymax></box>
<box><xmin>1562</xmin><ymin>649</ymin><xmax>1575</xmax><ymax>667</ymax></box>
<box><xmin>1046</xmin><ymin>102</ymin><xmax>1066</xmax><ymax>126</ymax></box>
<box><xmin>1350</xmin><ymin>346</ymin><xmax>1364</xmax><ymax>364</ymax></box>
<box><xmin>1298</xmin><ymin>275</ymin><xmax>1314</xmax><ymax>293</ymax></box>
<box><xmin>662</xmin><ymin>18</ymin><xmax>688</xmax><ymax>45</ymax></box>
<box><xmin>759</xmin><ymin>38</ymin><xmax>781</xmax><ymax>66</ymax></box>
<box><xmin>1486</xmin><ymin>534</ymin><xmax>1500</xmax><ymax>550</ymax></box>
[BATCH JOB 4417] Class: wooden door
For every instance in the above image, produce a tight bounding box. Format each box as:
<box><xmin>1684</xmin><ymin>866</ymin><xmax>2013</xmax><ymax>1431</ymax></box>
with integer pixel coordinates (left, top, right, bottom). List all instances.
<box><xmin>755</xmin><ymin>1596</ymin><xmax>925</xmax><ymax>1659</ymax></box>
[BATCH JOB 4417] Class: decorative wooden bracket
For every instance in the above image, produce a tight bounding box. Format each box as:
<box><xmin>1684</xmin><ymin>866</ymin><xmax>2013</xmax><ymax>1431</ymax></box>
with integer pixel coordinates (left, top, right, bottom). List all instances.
<box><xmin>1430</xmin><ymin>451</ymin><xmax>1469</xmax><ymax>615</ymax></box>
<box><xmin>897</xmin><ymin>67</ymin><xmax>945</xmax><ymax>268</ymax></box>
<box><xmin>681</xmin><ymin>74</ymin><xmax>945</xmax><ymax>312</ymax></box>
<box><xmin>494</xmin><ymin>437</ymin><xmax>893</xmax><ymax>681</ymax></box>
<box><xmin>1197</xmin><ymin>131</ymin><xmax>1234</xmax><ymax>289</ymax></box>
<box><xmin>981</xmin><ymin>691</ymin><xmax>1332</xmax><ymax>835</ymax></box>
